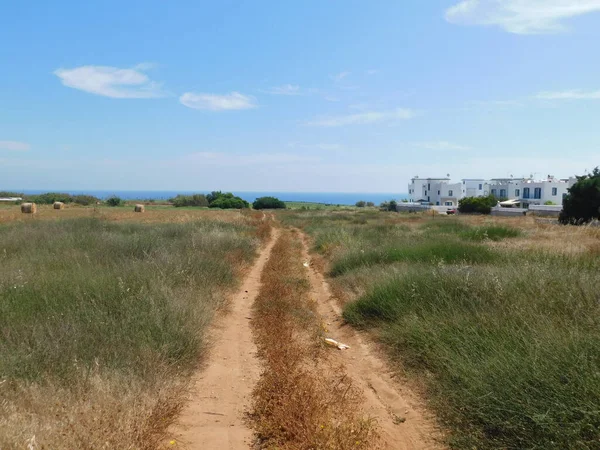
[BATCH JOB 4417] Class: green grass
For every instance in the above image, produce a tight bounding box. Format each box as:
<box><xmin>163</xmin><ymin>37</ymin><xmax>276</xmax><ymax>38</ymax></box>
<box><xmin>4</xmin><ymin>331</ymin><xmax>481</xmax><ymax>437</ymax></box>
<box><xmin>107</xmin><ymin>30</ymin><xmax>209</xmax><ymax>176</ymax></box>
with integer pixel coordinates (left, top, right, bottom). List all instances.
<box><xmin>0</xmin><ymin>216</ymin><xmax>258</xmax><ymax>447</ymax></box>
<box><xmin>330</xmin><ymin>241</ymin><xmax>496</xmax><ymax>276</ymax></box>
<box><xmin>279</xmin><ymin>209</ymin><xmax>600</xmax><ymax>449</ymax></box>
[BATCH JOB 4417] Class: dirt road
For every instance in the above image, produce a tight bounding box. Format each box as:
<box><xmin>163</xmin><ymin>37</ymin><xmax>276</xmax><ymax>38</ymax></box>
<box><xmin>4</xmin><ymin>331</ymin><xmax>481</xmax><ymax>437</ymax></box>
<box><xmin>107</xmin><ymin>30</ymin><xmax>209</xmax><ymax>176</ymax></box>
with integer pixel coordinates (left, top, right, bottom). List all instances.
<box><xmin>170</xmin><ymin>224</ymin><xmax>440</xmax><ymax>449</ymax></box>
<box><xmin>298</xmin><ymin>231</ymin><xmax>443</xmax><ymax>450</ymax></box>
<box><xmin>169</xmin><ymin>227</ymin><xmax>279</xmax><ymax>449</ymax></box>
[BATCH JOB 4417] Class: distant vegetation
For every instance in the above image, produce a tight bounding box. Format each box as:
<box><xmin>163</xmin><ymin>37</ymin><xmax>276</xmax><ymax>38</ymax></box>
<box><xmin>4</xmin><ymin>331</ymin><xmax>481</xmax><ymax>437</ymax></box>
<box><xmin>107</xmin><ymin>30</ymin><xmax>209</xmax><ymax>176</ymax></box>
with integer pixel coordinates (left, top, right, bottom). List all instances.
<box><xmin>379</xmin><ymin>200</ymin><xmax>398</xmax><ymax>211</ymax></box>
<box><xmin>252</xmin><ymin>196</ymin><xmax>286</xmax><ymax>210</ymax></box>
<box><xmin>458</xmin><ymin>194</ymin><xmax>497</xmax><ymax>214</ymax></box>
<box><xmin>559</xmin><ymin>167</ymin><xmax>600</xmax><ymax>225</ymax></box>
<box><xmin>0</xmin><ymin>192</ymin><xmax>100</xmax><ymax>205</ymax></box>
<box><xmin>280</xmin><ymin>210</ymin><xmax>600</xmax><ymax>449</ymax></box>
<box><xmin>207</xmin><ymin>191</ymin><xmax>249</xmax><ymax>209</ymax></box>
<box><xmin>105</xmin><ymin>196</ymin><xmax>123</xmax><ymax>207</ymax></box>
<box><xmin>355</xmin><ymin>201</ymin><xmax>375</xmax><ymax>208</ymax></box>
<box><xmin>171</xmin><ymin>193</ymin><xmax>209</xmax><ymax>207</ymax></box>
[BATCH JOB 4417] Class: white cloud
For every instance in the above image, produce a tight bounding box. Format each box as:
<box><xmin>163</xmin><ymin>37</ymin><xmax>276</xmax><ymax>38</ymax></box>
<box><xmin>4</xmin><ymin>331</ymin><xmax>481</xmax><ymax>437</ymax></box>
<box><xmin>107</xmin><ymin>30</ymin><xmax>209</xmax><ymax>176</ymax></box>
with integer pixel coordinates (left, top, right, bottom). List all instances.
<box><xmin>179</xmin><ymin>92</ymin><xmax>257</xmax><ymax>111</ymax></box>
<box><xmin>288</xmin><ymin>142</ymin><xmax>343</xmax><ymax>151</ymax></box>
<box><xmin>536</xmin><ymin>89</ymin><xmax>600</xmax><ymax>99</ymax></box>
<box><xmin>412</xmin><ymin>141</ymin><xmax>471</xmax><ymax>151</ymax></box>
<box><xmin>54</xmin><ymin>65</ymin><xmax>164</xmax><ymax>98</ymax></box>
<box><xmin>263</xmin><ymin>84</ymin><xmax>302</xmax><ymax>95</ymax></box>
<box><xmin>324</xmin><ymin>96</ymin><xmax>340</xmax><ymax>102</ymax></box>
<box><xmin>0</xmin><ymin>141</ymin><xmax>30</xmax><ymax>151</ymax></box>
<box><xmin>306</xmin><ymin>108</ymin><xmax>416</xmax><ymax>127</ymax></box>
<box><xmin>445</xmin><ymin>0</ymin><xmax>600</xmax><ymax>34</ymax></box>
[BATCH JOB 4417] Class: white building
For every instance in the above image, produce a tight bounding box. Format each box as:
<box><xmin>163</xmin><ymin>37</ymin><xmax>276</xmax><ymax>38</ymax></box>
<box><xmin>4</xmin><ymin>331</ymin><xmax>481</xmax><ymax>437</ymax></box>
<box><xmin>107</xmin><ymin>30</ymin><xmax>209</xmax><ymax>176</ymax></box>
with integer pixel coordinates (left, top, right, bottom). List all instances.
<box><xmin>408</xmin><ymin>174</ymin><xmax>575</xmax><ymax>208</ymax></box>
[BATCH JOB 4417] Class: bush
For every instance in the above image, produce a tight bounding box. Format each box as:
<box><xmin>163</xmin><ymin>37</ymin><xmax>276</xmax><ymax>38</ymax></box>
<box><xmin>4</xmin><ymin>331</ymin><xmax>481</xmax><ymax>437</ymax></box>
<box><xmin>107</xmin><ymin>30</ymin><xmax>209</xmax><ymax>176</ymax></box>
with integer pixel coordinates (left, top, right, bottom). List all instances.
<box><xmin>72</xmin><ymin>195</ymin><xmax>100</xmax><ymax>206</ymax></box>
<box><xmin>559</xmin><ymin>168</ymin><xmax>600</xmax><ymax>225</ymax></box>
<box><xmin>366</xmin><ymin>202</ymin><xmax>375</xmax><ymax>207</ymax></box>
<box><xmin>105</xmin><ymin>196</ymin><xmax>122</xmax><ymax>207</ymax></box>
<box><xmin>355</xmin><ymin>201</ymin><xmax>366</xmax><ymax>208</ymax></box>
<box><xmin>26</xmin><ymin>192</ymin><xmax>73</xmax><ymax>205</ymax></box>
<box><xmin>171</xmin><ymin>194</ymin><xmax>209</xmax><ymax>208</ymax></box>
<box><xmin>0</xmin><ymin>191</ymin><xmax>23</xmax><ymax>198</ymax></box>
<box><xmin>206</xmin><ymin>191</ymin><xmax>249</xmax><ymax>209</ymax></box>
<box><xmin>253</xmin><ymin>196</ymin><xmax>286</xmax><ymax>210</ymax></box>
<box><xmin>458</xmin><ymin>195</ymin><xmax>497</xmax><ymax>214</ymax></box>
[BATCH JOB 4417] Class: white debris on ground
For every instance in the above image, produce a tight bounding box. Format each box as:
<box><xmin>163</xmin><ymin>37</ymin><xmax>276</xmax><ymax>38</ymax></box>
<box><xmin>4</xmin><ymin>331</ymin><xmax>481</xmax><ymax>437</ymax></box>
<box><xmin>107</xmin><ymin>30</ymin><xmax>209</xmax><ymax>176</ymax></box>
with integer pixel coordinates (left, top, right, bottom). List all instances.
<box><xmin>324</xmin><ymin>338</ymin><xmax>350</xmax><ymax>350</ymax></box>
<box><xmin>303</xmin><ymin>261</ymin><xmax>310</xmax><ymax>267</ymax></box>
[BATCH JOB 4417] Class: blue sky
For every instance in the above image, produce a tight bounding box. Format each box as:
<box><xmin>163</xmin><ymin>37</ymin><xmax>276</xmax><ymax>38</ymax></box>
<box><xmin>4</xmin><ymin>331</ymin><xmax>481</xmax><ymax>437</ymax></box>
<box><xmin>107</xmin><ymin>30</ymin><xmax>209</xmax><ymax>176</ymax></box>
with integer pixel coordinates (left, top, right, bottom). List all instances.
<box><xmin>1</xmin><ymin>0</ymin><xmax>600</xmax><ymax>193</ymax></box>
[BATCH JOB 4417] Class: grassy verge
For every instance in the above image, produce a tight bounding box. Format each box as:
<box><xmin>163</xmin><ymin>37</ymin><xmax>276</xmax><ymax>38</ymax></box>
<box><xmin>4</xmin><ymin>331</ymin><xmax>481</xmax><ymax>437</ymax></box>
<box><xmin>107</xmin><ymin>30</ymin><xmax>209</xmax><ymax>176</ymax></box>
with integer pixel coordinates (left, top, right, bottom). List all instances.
<box><xmin>0</xmin><ymin>212</ymin><xmax>266</xmax><ymax>448</ymax></box>
<box><xmin>278</xmin><ymin>209</ymin><xmax>600</xmax><ymax>449</ymax></box>
<box><xmin>249</xmin><ymin>229</ymin><xmax>376</xmax><ymax>449</ymax></box>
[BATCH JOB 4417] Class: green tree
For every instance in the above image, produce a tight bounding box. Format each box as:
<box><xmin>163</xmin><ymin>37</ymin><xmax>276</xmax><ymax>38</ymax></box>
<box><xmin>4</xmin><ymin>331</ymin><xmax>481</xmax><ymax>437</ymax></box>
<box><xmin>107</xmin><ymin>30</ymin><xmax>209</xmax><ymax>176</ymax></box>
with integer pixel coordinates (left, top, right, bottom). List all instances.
<box><xmin>253</xmin><ymin>196</ymin><xmax>286</xmax><ymax>210</ymax></box>
<box><xmin>355</xmin><ymin>200</ymin><xmax>366</xmax><ymax>207</ymax></box>
<box><xmin>366</xmin><ymin>201</ymin><xmax>375</xmax><ymax>207</ymax></box>
<box><xmin>171</xmin><ymin>194</ymin><xmax>209</xmax><ymax>207</ymax></box>
<box><xmin>559</xmin><ymin>168</ymin><xmax>600</xmax><ymax>225</ymax></box>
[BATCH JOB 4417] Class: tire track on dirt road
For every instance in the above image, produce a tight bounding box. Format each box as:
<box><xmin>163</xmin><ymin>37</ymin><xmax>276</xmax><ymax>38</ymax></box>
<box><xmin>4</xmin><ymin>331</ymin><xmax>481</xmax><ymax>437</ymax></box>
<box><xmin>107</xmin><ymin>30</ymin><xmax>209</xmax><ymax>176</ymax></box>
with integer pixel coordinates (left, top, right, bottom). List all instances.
<box><xmin>169</xmin><ymin>226</ymin><xmax>280</xmax><ymax>450</ymax></box>
<box><xmin>298</xmin><ymin>230</ymin><xmax>444</xmax><ymax>450</ymax></box>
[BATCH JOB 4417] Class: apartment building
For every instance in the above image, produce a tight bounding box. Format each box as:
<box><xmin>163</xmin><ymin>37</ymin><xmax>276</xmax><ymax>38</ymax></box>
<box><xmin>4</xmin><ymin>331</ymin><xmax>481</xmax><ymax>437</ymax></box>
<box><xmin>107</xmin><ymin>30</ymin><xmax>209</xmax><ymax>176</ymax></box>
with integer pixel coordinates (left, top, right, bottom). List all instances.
<box><xmin>408</xmin><ymin>175</ymin><xmax>575</xmax><ymax>207</ymax></box>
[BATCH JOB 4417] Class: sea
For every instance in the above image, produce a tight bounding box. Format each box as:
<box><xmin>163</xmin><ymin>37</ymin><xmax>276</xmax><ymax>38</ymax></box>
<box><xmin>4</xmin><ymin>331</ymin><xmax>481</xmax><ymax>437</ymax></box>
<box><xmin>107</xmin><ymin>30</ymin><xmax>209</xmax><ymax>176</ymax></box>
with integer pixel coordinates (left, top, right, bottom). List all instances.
<box><xmin>15</xmin><ymin>190</ymin><xmax>408</xmax><ymax>206</ymax></box>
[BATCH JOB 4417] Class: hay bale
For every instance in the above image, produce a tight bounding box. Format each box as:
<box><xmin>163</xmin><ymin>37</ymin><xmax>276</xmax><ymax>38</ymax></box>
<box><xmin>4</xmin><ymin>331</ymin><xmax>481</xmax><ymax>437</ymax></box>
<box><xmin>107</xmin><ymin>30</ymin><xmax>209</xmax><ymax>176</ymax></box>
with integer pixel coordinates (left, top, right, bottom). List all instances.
<box><xmin>134</xmin><ymin>204</ymin><xmax>145</xmax><ymax>213</ymax></box>
<box><xmin>21</xmin><ymin>203</ymin><xmax>37</xmax><ymax>214</ymax></box>
<box><xmin>53</xmin><ymin>201</ymin><xmax>65</xmax><ymax>210</ymax></box>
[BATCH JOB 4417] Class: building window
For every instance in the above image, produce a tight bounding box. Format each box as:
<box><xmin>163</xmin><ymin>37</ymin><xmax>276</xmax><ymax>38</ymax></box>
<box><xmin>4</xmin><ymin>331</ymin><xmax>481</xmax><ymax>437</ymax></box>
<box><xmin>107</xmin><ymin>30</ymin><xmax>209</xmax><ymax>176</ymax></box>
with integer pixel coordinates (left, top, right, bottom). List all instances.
<box><xmin>534</xmin><ymin>188</ymin><xmax>542</xmax><ymax>199</ymax></box>
<box><xmin>449</xmin><ymin>190</ymin><xmax>453</xmax><ymax>196</ymax></box>
<box><xmin>445</xmin><ymin>201</ymin><xmax>453</xmax><ymax>206</ymax></box>
<box><xmin>523</xmin><ymin>188</ymin><xmax>530</xmax><ymax>199</ymax></box>
<box><xmin>436</xmin><ymin>202</ymin><xmax>439</xmax><ymax>205</ymax></box>
<box><xmin>428</xmin><ymin>183</ymin><xmax>430</xmax><ymax>190</ymax></box>
<box><xmin>479</xmin><ymin>184</ymin><xmax>482</xmax><ymax>190</ymax></box>
<box><xmin>552</xmin><ymin>187</ymin><xmax>558</xmax><ymax>196</ymax></box>
<box><xmin>424</xmin><ymin>190</ymin><xmax>427</xmax><ymax>195</ymax></box>
<box><xmin>437</xmin><ymin>190</ymin><xmax>440</xmax><ymax>195</ymax></box>
<box><xmin>515</xmin><ymin>189</ymin><xmax>520</xmax><ymax>197</ymax></box>
<box><xmin>428</xmin><ymin>196</ymin><xmax>430</xmax><ymax>202</ymax></box>
<box><xmin>500</xmin><ymin>189</ymin><xmax>507</xmax><ymax>198</ymax></box>
<box><xmin>491</xmin><ymin>189</ymin><xmax>497</xmax><ymax>196</ymax></box>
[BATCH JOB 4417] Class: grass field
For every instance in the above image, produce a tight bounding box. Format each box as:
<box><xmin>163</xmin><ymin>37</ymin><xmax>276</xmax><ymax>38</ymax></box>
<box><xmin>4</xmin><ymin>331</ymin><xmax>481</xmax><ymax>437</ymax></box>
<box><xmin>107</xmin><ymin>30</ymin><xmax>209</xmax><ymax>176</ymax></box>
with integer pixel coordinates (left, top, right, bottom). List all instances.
<box><xmin>280</xmin><ymin>209</ymin><xmax>600</xmax><ymax>449</ymax></box>
<box><xmin>0</xmin><ymin>206</ymin><xmax>268</xmax><ymax>449</ymax></box>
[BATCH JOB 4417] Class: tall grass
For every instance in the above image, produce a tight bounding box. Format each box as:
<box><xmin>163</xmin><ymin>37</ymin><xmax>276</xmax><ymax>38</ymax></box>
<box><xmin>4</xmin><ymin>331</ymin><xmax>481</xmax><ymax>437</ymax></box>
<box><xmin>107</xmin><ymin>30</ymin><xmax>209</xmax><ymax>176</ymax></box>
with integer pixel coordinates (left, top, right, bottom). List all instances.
<box><xmin>0</xmin><ymin>216</ymin><xmax>260</xmax><ymax>448</ymax></box>
<box><xmin>279</xmin><ymin>209</ymin><xmax>600</xmax><ymax>449</ymax></box>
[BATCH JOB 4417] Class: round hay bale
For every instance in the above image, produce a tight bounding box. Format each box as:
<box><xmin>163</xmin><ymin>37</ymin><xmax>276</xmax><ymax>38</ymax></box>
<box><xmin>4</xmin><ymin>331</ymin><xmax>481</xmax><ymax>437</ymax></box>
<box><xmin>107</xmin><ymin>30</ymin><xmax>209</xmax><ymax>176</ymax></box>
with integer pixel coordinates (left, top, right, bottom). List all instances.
<box><xmin>134</xmin><ymin>204</ymin><xmax>145</xmax><ymax>213</ymax></box>
<box><xmin>21</xmin><ymin>203</ymin><xmax>37</xmax><ymax>214</ymax></box>
<box><xmin>53</xmin><ymin>201</ymin><xmax>65</xmax><ymax>210</ymax></box>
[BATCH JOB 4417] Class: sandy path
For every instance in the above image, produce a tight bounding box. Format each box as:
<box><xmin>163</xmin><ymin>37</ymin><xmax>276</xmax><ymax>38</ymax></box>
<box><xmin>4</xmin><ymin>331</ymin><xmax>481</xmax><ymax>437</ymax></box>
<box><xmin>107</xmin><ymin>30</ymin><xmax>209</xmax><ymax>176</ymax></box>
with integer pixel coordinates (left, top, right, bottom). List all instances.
<box><xmin>170</xmin><ymin>227</ymin><xmax>279</xmax><ymax>450</ymax></box>
<box><xmin>298</xmin><ymin>231</ymin><xmax>444</xmax><ymax>450</ymax></box>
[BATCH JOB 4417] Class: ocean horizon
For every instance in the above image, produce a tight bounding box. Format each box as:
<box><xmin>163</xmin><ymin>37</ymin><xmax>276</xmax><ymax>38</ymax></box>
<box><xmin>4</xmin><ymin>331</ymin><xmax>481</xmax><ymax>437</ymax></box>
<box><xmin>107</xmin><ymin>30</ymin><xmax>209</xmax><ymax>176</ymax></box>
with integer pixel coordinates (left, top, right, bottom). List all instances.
<box><xmin>11</xmin><ymin>190</ymin><xmax>409</xmax><ymax>206</ymax></box>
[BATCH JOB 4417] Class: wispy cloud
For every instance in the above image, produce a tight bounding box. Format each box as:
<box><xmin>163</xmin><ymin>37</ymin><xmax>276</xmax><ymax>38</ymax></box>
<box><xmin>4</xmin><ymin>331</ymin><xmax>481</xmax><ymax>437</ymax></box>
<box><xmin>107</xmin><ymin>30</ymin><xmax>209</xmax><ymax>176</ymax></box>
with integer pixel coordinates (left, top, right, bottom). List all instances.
<box><xmin>306</xmin><ymin>108</ymin><xmax>416</xmax><ymax>127</ymax></box>
<box><xmin>54</xmin><ymin>65</ymin><xmax>164</xmax><ymax>98</ymax></box>
<box><xmin>0</xmin><ymin>141</ymin><xmax>30</xmax><ymax>151</ymax></box>
<box><xmin>330</xmin><ymin>71</ymin><xmax>350</xmax><ymax>83</ymax></box>
<box><xmin>262</xmin><ymin>84</ymin><xmax>302</xmax><ymax>96</ymax></box>
<box><xmin>366</xmin><ymin>69</ymin><xmax>379</xmax><ymax>75</ymax></box>
<box><xmin>536</xmin><ymin>89</ymin><xmax>600</xmax><ymax>100</ymax></box>
<box><xmin>412</xmin><ymin>141</ymin><xmax>471</xmax><ymax>151</ymax></box>
<box><xmin>179</xmin><ymin>92</ymin><xmax>257</xmax><ymax>111</ymax></box>
<box><xmin>445</xmin><ymin>0</ymin><xmax>600</xmax><ymax>34</ymax></box>
<box><xmin>324</xmin><ymin>96</ymin><xmax>340</xmax><ymax>102</ymax></box>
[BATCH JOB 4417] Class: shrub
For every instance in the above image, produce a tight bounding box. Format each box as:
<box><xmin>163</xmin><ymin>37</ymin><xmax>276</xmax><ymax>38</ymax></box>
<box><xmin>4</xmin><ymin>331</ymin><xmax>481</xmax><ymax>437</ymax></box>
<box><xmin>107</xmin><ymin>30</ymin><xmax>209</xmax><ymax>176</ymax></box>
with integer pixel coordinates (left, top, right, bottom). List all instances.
<box><xmin>458</xmin><ymin>195</ymin><xmax>497</xmax><ymax>214</ymax></box>
<box><xmin>26</xmin><ymin>192</ymin><xmax>73</xmax><ymax>204</ymax></box>
<box><xmin>355</xmin><ymin>201</ymin><xmax>366</xmax><ymax>208</ymax></box>
<box><xmin>559</xmin><ymin>168</ymin><xmax>600</xmax><ymax>225</ymax></box>
<box><xmin>253</xmin><ymin>196</ymin><xmax>286</xmax><ymax>210</ymax></box>
<box><xmin>544</xmin><ymin>200</ymin><xmax>556</xmax><ymax>205</ymax></box>
<box><xmin>106</xmin><ymin>196</ymin><xmax>122</xmax><ymax>207</ymax></box>
<box><xmin>366</xmin><ymin>202</ymin><xmax>375</xmax><ymax>207</ymax></box>
<box><xmin>0</xmin><ymin>191</ymin><xmax>23</xmax><ymax>198</ymax></box>
<box><xmin>171</xmin><ymin>194</ymin><xmax>209</xmax><ymax>208</ymax></box>
<box><xmin>72</xmin><ymin>195</ymin><xmax>100</xmax><ymax>206</ymax></box>
<box><xmin>207</xmin><ymin>191</ymin><xmax>249</xmax><ymax>209</ymax></box>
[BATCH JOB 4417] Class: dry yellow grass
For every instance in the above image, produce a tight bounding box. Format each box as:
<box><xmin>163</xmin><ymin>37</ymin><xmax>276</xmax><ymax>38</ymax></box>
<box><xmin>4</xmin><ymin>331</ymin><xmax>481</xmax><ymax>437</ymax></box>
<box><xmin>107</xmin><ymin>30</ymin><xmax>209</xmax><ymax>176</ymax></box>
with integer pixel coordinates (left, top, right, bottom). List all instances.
<box><xmin>250</xmin><ymin>229</ymin><xmax>377</xmax><ymax>449</ymax></box>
